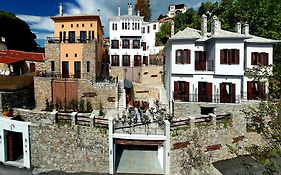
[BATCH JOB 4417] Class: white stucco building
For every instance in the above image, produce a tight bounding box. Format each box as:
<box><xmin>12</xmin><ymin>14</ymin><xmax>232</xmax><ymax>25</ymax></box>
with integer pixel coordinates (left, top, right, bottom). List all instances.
<box><xmin>108</xmin><ymin>3</ymin><xmax>160</xmax><ymax>67</ymax></box>
<box><xmin>167</xmin><ymin>3</ymin><xmax>187</xmax><ymax>18</ymax></box>
<box><xmin>164</xmin><ymin>15</ymin><xmax>279</xmax><ymax>111</ymax></box>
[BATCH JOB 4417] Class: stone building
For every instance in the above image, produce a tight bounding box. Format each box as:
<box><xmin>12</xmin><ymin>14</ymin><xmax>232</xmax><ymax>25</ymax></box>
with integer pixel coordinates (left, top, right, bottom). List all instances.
<box><xmin>45</xmin><ymin>3</ymin><xmax>105</xmax><ymax>81</ymax></box>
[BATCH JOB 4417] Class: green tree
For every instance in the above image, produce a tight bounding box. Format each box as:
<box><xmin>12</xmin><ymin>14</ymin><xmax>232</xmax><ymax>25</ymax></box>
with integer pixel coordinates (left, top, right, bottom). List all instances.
<box><xmin>134</xmin><ymin>0</ymin><xmax>151</xmax><ymax>22</ymax></box>
<box><xmin>0</xmin><ymin>11</ymin><xmax>38</xmax><ymax>51</ymax></box>
<box><xmin>155</xmin><ymin>22</ymin><xmax>171</xmax><ymax>46</ymax></box>
<box><xmin>174</xmin><ymin>8</ymin><xmax>200</xmax><ymax>33</ymax></box>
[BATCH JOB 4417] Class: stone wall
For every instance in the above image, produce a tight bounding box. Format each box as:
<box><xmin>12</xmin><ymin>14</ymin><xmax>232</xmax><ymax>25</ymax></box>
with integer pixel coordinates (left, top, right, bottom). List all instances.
<box><xmin>132</xmin><ymin>83</ymin><xmax>160</xmax><ymax>101</ymax></box>
<box><xmin>82</xmin><ymin>42</ymin><xmax>96</xmax><ymax>81</ymax></box>
<box><xmin>141</xmin><ymin>65</ymin><xmax>163</xmax><ymax>85</ymax></box>
<box><xmin>14</xmin><ymin>109</ymin><xmax>109</xmax><ymax>173</ymax></box>
<box><xmin>34</xmin><ymin>77</ymin><xmax>52</xmax><ymax>111</ymax></box>
<box><xmin>0</xmin><ymin>86</ymin><xmax>34</xmax><ymax>111</ymax></box>
<box><xmin>45</xmin><ymin>43</ymin><xmax>60</xmax><ymax>72</ymax></box>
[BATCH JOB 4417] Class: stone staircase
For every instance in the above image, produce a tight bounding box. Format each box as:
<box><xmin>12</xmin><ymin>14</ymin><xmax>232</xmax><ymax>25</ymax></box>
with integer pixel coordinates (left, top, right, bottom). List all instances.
<box><xmin>117</xmin><ymin>80</ymin><xmax>126</xmax><ymax>110</ymax></box>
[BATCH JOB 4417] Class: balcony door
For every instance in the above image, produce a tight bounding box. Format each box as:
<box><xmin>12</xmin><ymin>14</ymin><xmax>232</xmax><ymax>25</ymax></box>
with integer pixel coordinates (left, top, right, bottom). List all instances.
<box><xmin>68</xmin><ymin>31</ymin><xmax>75</xmax><ymax>43</ymax></box>
<box><xmin>74</xmin><ymin>61</ymin><xmax>81</xmax><ymax>78</ymax></box>
<box><xmin>198</xmin><ymin>82</ymin><xmax>212</xmax><ymax>102</ymax></box>
<box><xmin>220</xmin><ymin>83</ymin><xmax>235</xmax><ymax>103</ymax></box>
<box><xmin>62</xmin><ymin>61</ymin><xmax>69</xmax><ymax>78</ymax></box>
<box><xmin>80</xmin><ymin>31</ymin><xmax>87</xmax><ymax>43</ymax></box>
<box><xmin>174</xmin><ymin>81</ymin><xmax>189</xmax><ymax>101</ymax></box>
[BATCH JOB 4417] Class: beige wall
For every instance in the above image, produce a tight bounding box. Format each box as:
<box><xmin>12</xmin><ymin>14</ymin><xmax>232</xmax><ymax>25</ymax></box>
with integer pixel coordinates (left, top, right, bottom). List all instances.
<box><xmin>60</xmin><ymin>44</ymin><xmax>83</xmax><ymax>75</ymax></box>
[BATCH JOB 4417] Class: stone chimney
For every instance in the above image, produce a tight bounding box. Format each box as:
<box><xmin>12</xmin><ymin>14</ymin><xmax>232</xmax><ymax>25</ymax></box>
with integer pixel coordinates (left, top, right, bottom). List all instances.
<box><xmin>59</xmin><ymin>2</ymin><xmax>63</xmax><ymax>16</ymax></box>
<box><xmin>1</xmin><ymin>37</ymin><xmax>5</xmax><ymax>43</ymax></box>
<box><xmin>236</xmin><ymin>22</ymin><xmax>242</xmax><ymax>34</ymax></box>
<box><xmin>243</xmin><ymin>22</ymin><xmax>249</xmax><ymax>35</ymax></box>
<box><xmin>171</xmin><ymin>20</ymin><xmax>175</xmax><ymax>37</ymax></box>
<box><xmin>201</xmin><ymin>14</ymin><xmax>207</xmax><ymax>37</ymax></box>
<box><xmin>211</xmin><ymin>15</ymin><xmax>220</xmax><ymax>35</ymax></box>
<box><xmin>118</xmin><ymin>6</ymin><xmax>121</xmax><ymax>16</ymax></box>
<box><xmin>128</xmin><ymin>3</ymin><xmax>133</xmax><ymax>16</ymax></box>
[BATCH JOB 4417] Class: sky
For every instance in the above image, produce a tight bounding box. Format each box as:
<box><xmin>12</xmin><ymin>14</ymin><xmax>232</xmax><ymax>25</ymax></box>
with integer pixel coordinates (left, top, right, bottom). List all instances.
<box><xmin>0</xmin><ymin>0</ymin><xmax>216</xmax><ymax>47</ymax></box>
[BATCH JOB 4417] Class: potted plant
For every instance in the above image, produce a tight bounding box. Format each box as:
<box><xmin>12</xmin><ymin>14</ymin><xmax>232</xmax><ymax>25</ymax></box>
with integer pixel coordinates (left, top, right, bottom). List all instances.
<box><xmin>2</xmin><ymin>104</ymin><xmax>13</xmax><ymax>117</ymax></box>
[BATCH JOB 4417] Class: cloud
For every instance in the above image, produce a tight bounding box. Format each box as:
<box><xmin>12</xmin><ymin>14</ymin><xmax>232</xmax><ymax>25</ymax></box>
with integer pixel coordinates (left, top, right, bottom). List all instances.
<box><xmin>17</xmin><ymin>14</ymin><xmax>53</xmax><ymax>32</ymax></box>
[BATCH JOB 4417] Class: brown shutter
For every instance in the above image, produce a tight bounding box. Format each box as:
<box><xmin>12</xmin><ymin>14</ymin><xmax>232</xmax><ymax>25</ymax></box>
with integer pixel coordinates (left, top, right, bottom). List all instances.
<box><xmin>251</xmin><ymin>52</ymin><xmax>255</xmax><ymax>65</ymax></box>
<box><xmin>220</xmin><ymin>50</ymin><xmax>224</xmax><ymax>64</ymax></box>
<box><xmin>207</xmin><ymin>83</ymin><xmax>212</xmax><ymax>102</ymax></box>
<box><xmin>201</xmin><ymin>51</ymin><xmax>206</xmax><ymax>70</ymax></box>
<box><xmin>236</xmin><ymin>49</ymin><xmax>240</xmax><ymax>64</ymax></box>
<box><xmin>187</xmin><ymin>49</ymin><xmax>191</xmax><ymax>64</ymax></box>
<box><xmin>180</xmin><ymin>50</ymin><xmax>184</xmax><ymax>64</ymax></box>
<box><xmin>258</xmin><ymin>53</ymin><xmax>262</xmax><ymax>65</ymax></box>
<box><xmin>195</xmin><ymin>51</ymin><xmax>200</xmax><ymax>70</ymax></box>
<box><xmin>228</xmin><ymin>49</ymin><xmax>232</xmax><ymax>64</ymax></box>
<box><xmin>247</xmin><ymin>81</ymin><xmax>252</xmax><ymax>100</ymax></box>
<box><xmin>231</xmin><ymin>83</ymin><xmax>236</xmax><ymax>103</ymax></box>
<box><xmin>259</xmin><ymin>82</ymin><xmax>266</xmax><ymax>99</ymax></box>
<box><xmin>220</xmin><ymin>83</ymin><xmax>224</xmax><ymax>103</ymax></box>
<box><xmin>174</xmin><ymin>81</ymin><xmax>179</xmax><ymax>100</ymax></box>
<box><xmin>185</xmin><ymin>81</ymin><xmax>189</xmax><ymax>101</ymax></box>
<box><xmin>175</xmin><ymin>50</ymin><xmax>178</xmax><ymax>64</ymax></box>
<box><xmin>265</xmin><ymin>53</ymin><xmax>269</xmax><ymax>66</ymax></box>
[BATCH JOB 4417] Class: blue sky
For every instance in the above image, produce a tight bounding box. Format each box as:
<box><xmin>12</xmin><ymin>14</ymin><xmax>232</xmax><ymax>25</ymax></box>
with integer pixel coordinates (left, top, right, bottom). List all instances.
<box><xmin>0</xmin><ymin>0</ymin><xmax>216</xmax><ymax>47</ymax></box>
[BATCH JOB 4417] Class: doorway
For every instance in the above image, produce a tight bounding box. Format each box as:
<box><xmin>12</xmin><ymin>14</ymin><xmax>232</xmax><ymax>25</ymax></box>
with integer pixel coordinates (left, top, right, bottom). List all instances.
<box><xmin>4</xmin><ymin>130</ymin><xmax>23</xmax><ymax>163</ymax></box>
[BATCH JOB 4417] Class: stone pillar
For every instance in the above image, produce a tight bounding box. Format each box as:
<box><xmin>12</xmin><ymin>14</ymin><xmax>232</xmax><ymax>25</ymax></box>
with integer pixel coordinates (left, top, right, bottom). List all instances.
<box><xmin>209</xmin><ymin>113</ymin><xmax>216</xmax><ymax>126</ymax></box>
<box><xmin>108</xmin><ymin>117</ymin><xmax>114</xmax><ymax>174</ymax></box>
<box><xmin>201</xmin><ymin>14</ymin><xmax>207</xmax><ymax>37</ymax></box>
<box><xmin>189</xmin><ymin>116</ymin><xmax>195</xmax><ymax>130</ymax></box>
<box><xmin>49</xmin><ymin>111</ymin><xmax>58</xmax><ymax>124</ymax></box>
<box><xmin>164</xmin><ymin>120</ymin><xmax>170</xmax><ymax>175</ymax></box>
<box><xmin>70</xmin><ymin>112</ymin><xmax>78</xmax><ymax>126</ymax></box>
<box><xmin>90</xmin><ymin>113</ymin><xmax>95</xmax><ymax>127</ymax></box>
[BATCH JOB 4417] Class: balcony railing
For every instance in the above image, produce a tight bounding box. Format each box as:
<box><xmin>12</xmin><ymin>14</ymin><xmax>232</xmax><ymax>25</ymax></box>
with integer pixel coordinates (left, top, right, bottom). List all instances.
<box><xmin>0</xmin><ymin>74</ymin><xmax>34</xmax><ymax>91</ymax></box>
<box><xmin>174</xmin><ymin>93</ymin><xmax>241</xmax><ymax>103</ymax></box>
<box><xmin>46</xmin><ymin>37</ymin><xmax>95</xmax><ymax>44</ymax></box>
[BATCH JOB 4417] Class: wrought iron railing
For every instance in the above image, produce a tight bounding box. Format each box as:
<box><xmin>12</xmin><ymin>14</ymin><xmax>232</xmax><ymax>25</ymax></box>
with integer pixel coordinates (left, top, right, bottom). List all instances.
<box><xmin>46</xmin><ymin>36</ymin><xmax>96</xmax><ymax>44</ymax></box>
<box><xmin>173</xmin><ymin>93</ymin><xmax>241</xmax><ymax>103</ymax></box>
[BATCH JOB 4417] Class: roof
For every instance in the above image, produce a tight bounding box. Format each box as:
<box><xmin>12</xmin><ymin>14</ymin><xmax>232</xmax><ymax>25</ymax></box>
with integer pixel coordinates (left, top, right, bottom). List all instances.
<box><xmin>245</xmin><ymin>35</ymin><xmax>280</xmax><ymax>43</ymax></box>
<box><xmin>171</xmin><ymin>27</ymin><xmax>202</xmax><ymax>40</ymax></box>
<box><xmin>0</xmin><ymin>57</ymin><xmax>25</xmax><ymax>64</ymax></box>
<box><xmin>0</xmin><ymin>50</ymin><xmax>45</xmax><ymax>62</ymax></box>
<box><xmin>109</xmin><ymin>15</ymin><xmax>143</xmax><ymax>21</ymax></box>
<box><xmin>209</xmin><ymin>29</ymin><xmax>250</xmax><ymax>39</ymax></box>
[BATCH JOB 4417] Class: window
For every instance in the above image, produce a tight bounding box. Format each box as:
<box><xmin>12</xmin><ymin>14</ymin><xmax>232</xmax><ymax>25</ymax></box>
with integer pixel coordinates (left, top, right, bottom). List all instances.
<box><xmin>153</xmin><ymin>24</ymin><xmax>156</xmax><ymax>30</ymax></box>
<box><xmin>111</xmin><ymin>40</ymin><xmax>119</xmax><ymax>49</ymax></box>
<box><xmin>175</xmin><ymin>49</ymin><xmax>190</xmax><ymax>64</ymax></box>
<box><xmin>122</xmin><ymin>55</ymin><xmax>130</xmax><ymax>66</ymax></box>
<box><xmin>51</xmin><ymin>61</ymin><xmax>55</xmax><ymax>71</ymax></box>
<box><xmin>87</xmin><ymin>61</ymin><xmax>90</xmax><ymax>72</ymax></box>
<box><xmin>112</xmin><ymin>23</ymin><xmax>115</xmax><ymax>30</ymax></box>
<box><xmin>220</xmin><ymin>49</ymin><xmax>240</xmax><ymax>64</ymax></box>
<box><xmin>128</xmin><ymin>22</ymin><xmax>130</xmax><ymax>30</ymax></box>
<box><xmin>141</xmin><ymin>27</ymin><xmax>145</xmax><ymax>33</ymax></box>
<box><xmin>88</xmin><ymin>31</ymin><xmax>91</xmax><ymax>40</ymax></box>
<box><xmin>71</xmin><ymin>24</ymin><xmax>73</xmax><ymax>28</ymax></box>
<box><xmin>111</xmin><ymin>55</ymin><xmax>119</xmax><ymax>66</ymax></box>
<box><xmin>251</xmin><ymin>52</ymin><xmax>268</xmax><ymax>65</ymax></box>
<box><xmin>75</xmin><ymin>53</ymin><xmax>77</xmax><ymax>57</ymax></box>
<box><xmin>174</xmin><ymin>81</ymin><xmax>189</xmax><ymax>101</ymax></box>
<box><xmin>147</xmin><ymin>26</ymin><xmax>150</xmax><ymax>33</ymax></box>
<box><xmin>112</xmin><ymin>23</ymin><xmax>118</xmax><ymax>30</ymax></box>
<box><xmin>220</xmin><ymin>83</ymin><xmax>236</xmax><ymax>103</ymax></box>
<box><xmin>133</xmin><ymin>40</ymin><xmax>140</xmax><ymax>49</ymax></box>
<box><xmin>82</xmin><ymin>24</ymin><xmax>84</xmax><ymax>27</ymax></box>
<box><xmin>195</xmin><ymin>51</ymin><xmax>206</xmax><ymax>70</ymax></box>
<box><xmin>62</xmin><ymin>24</ymin><xmax>64</xmax><ymax>28</ymax></box>
<box><xmin>80</xmin><ymin>31</ymin><xmax>87</xmax><ymax>43</ymax></box>
<box><xmin>62</xmin><ymin>61</ymin><xmax>69</xmax><ymax>78</ymax></box>
<box><xmin>74</xmin><ymin>61</ymin><xmax>81</xmax><ymax>78</ymax></box>
<box><xmin>134</xmin><ymin>55</ymin><xmax>141</xmax><ymax>66</ymax></box>
<box><xmin>143</xmin><ymin>56</ymin><xmax>148</xmax><ymax>66</ymax></box>
<box><xmin>247</xmin><ymin>81</ymin><xmax>266</xmax><ymax>100</ymax></box>
<box><xmin>76</xmin><ymin>24</ymin><xmax>79</xmax><ymax>27</ymax></box>
<box><xmin>122</xmin><ymin>22</ymin><xmax>124</xmax><ymax>30</ymax></box>
<box><xmin>59</xmin><ymin>32</ymin><xmax>62</xmax><ymax>42</ymax></box>
<box><xmin>141</xmin><ymin>42</ymin><xmax>146</xmax><ymax>51</ymax></box>
<box><xmin>68</xmin><ymin>31</ymin><xmax>75</xmax><ymax>43</ymax></box>
<box><xmin>30</xmin><ymin>63</ymin><xmax>35</xmax><ymax>72</ymax></box>
<box><xmin>90</xmin><ymin>23</ymin><xmax>93</xmax><ymax>27</ymax></box>
<box><xmin>122</xmin><ymin>40</ymin><xmax>130</xmax><ymax>49</ymax></box>
<box><xmin>125</xmin><ymin>22</ymin><xmax>127</xmax><ymax>30</ymax></box>
<box><xmin>66</xmin><ymin>54</ymin><xmax>68</xmax><ymax>57</ymax></box>
<box><xmin>137</xmin><ymin>23</ymin><xmax>140</xmax><ymax>30</ymax></box>
<box><xmin>92</xmin><ymin>31</ymin><xmax>94</xmax><ymax>40</ymax></box>
<box><xmin>115</xmin><ymin>23</ymin><xmax>117</xmax><ymax>30</ymax></box>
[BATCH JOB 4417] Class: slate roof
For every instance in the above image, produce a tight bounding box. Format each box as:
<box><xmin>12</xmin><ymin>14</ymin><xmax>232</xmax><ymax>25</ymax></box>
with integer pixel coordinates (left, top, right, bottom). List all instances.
<box><xmin>170</xmin><ymin>27</ymin><xmax>202</xmax><ymax>40</ymax></box>
<box><xmin>245</xmin><ymin>35</ymin><xmax>280</xmax><ymax>43</ymax></box>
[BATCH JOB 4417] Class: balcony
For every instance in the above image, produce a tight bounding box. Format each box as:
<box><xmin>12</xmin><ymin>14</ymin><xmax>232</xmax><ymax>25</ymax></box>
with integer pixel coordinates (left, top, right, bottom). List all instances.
<box><xmin>173</xmin><ymin>93</ymin><xmax>241</xmax><ymax>103</ymax></box>
<box><xmin>46</xmin><ymin>36</ymin><xmax>96</xmax><ymax>44</ymax></box>
<box><xmin>0</xmin><ymin>74</ymin><xmax>34</xmax><ymax>91</ymax></box>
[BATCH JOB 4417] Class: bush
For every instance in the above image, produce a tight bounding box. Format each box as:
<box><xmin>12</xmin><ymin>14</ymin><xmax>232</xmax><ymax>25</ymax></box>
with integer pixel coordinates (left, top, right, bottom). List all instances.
<box><xmin>86</xmin><ymin>101</ymin><xmax>93</xmax><ymax>113</ymax></box>
<box><xmin>78</xmin><ymin>99</ymin><xmax>85</xmax><ymax>112</ymax></box>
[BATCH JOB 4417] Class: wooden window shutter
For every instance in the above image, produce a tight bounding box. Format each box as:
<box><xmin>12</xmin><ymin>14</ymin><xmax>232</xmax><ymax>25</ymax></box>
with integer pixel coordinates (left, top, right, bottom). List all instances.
<box><xmin>251</xmin><ymin>52</ymin><xmax>255</xmax><ymax>65</ymax></box>
<box><xmin>174</xmin><ymin>81</ymin><xmax>179</xmax><ymax>100</ymax></box>
<box><xmin>185</xmin><ymin>81</ymin><xmax>189</xmax><ymax>101</ymax></box>
<box><xmin>175</xmin><ymin>50</ymin><xmax>178</xmax><ymax>64</ymax></box>
<box><xmin>228</xmin><ymin>49</ymin><xmax>232</xmax><ymax>64</ymax></box>
<box><xmin>265</xmin><ymin>53</ymin><xmax>269</xmax><ymax>65</ymax></box>
<box><xmin>259</xmin><ymin>82</ymin><xmax>266</xmax><ymax>99</ymax></box>
<box><xmin>180</xmin><ymin>50</ymin><xmax>184</xmax><ymax>64</ymax></box>
<box><xmin>247</xmin><ymin>81</ymin><xmax>252</xmax><ymax>100</ymax></box>
<box><xmin>220</xmin><ymin>83</ymin><xmax>224</xmax><ymax>103</ymax></box>
<box><xmin>236</xmin><ymin>49</ymin><xmax>240</xmax><ymax>64</ymax></box>
<box><xmin>231</xmin><ymin>83</ymin><xmax>236</xmax><ymax>103</ymax></box>
<box><xmin>201</xmin><ymin>51</ymin><xmax>206</xmax><ymax>70</ymax></box>
<box><xmin>258</xmin><ymin>53</ymin><xmax>263</xmax><ymax>65</ymax></box>
<box><xmin>220</xmin><ymin>50</ymin><xmax>224</xmax><ymax>64</ymax></box>
<box><xmin>207</xmin><ymin>83</ymin><xmax>212</xmax><ymax>102</ymax></box>
<box><xmin>187</xmin><ymin>49</ymin><xmax>191</xmax><ymax>64</ymax></box>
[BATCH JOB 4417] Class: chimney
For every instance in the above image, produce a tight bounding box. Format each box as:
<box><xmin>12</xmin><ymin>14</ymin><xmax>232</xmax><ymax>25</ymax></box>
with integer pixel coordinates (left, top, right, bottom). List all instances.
<box><xmin>201</xmin><ymin>14</ymin><xmax>207</xmax><ymax>37</ymax></box>
<box><xmin>211</xmin><ymin>15</ymin><xmax>219</xmax><ymax>35</ymax></box>
<box><xmin>137</xmin><ymin>10</ymin><xmax>140</xmax><ymax>16</ymax></box>
<box><xmin>118</xmin><ymin>6</ymin><xmax>121</xmax><ymax>16</ymax></box>
<box><xmin>97</xmin><ymin>8</ymin><xmax>100</xmax><ymax>15</ymax></box>
<box><xmin>128</xmin><ymin>3</ymin><xmax>133</xmax><ymax>15</ymax></box>
<box><xmin>171</xmin><ymin>20</ymin><xmax>175</xmax><ymax>37</ymax></box>
<box><xmin>243</xmin><ymin>22</ymin><xmax>249</xmax><ymax>35</ymax></box>
<box><xmin>1</xmin><ymin>37</ymin><xmax>5</xmax><ymax>43</ymax></box>
<box><xmin>236</xmin><ymin>22</ymin><xmax>242</xmax><ymax>34</ymax></box>
<box><xmin>59</xmin><ymin>2</ymin><xmax>63</xmax><ymax>16</ymax></box>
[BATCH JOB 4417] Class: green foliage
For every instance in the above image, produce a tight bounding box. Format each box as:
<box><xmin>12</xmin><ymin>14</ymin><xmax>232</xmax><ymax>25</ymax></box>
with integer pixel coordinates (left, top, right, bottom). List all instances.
<box><xmin>78</xmin><ymin>99</ymin><xmax>85</xmax><ymax>113</ymax></box>
<box><xmin>174</xmin><ymin>8</ymin><xmax>201</xmax><ymax>33</ymax></box>
<box><xmin>86</xmin><ymin>101</ymin><xmax>93</xmax><ymax>113</ymax></box>
<box><xmin>55</xmin><ymin>98</ymin><xmax>62</xmax><ymax>111</ymax></box>
<box><xmin>99</xmin><ymin>102</ymin><xmax>104</xmax><ymax>116</ymax></box>
<box><xmin>0</xmin><ymin>11</ymin><xmax>38</xmax><ymax>51</ymax></box>
<box><xmin>2</xmin><ymin>103</ymin><xmax>12</xmax><ymax>112</ymax></box>
<box><xmin>155</xmin><ymin>22</ymin><xmax>171</xmax><ymax>46</ymax></box>
<box><xmin>134</xmin><ymin>0</ymin><xmax>151</xmax><ymax>22</ymax></box>
<box><xmin>69</xmin><ymin>98</ymin><xmax>78</xmax><ymax>112</ymax></box>
<box><xmin>45</xmin><ymin>99</ymin><xmax>53</xmax><ymax>112</ymax></box>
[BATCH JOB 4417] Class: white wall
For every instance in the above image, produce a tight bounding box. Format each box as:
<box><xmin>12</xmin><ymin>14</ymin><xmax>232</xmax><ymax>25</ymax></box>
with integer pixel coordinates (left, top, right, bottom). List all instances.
<box><xmin>0</xmin><ymin>117</ymin><xmax>31</xmax><ymax>168</ymax></box>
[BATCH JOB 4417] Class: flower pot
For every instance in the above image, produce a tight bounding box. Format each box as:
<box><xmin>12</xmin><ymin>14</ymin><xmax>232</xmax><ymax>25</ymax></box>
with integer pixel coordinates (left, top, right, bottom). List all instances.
<box><xmin>2</xmin><ymin>111</ymin><xmax>13</xmax><ymax>117</ymax></box>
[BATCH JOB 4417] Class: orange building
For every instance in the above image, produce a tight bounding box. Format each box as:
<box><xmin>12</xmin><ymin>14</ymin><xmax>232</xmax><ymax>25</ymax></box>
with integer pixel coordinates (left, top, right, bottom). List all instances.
<box><xmin>45</xmin><ymin>9</ymin><xmax>104</xmax><ymax>81</ymax></box>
